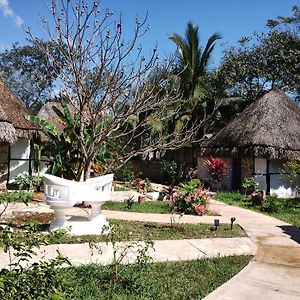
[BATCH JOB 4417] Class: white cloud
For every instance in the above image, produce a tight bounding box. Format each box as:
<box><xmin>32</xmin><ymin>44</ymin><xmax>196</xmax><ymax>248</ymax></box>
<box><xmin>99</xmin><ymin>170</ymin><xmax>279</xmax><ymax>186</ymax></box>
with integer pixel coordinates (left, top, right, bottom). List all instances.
<box><xmin>0</xmin><ymin>0</ymin><xmax>23</xmax><ymax>27</ymax></box>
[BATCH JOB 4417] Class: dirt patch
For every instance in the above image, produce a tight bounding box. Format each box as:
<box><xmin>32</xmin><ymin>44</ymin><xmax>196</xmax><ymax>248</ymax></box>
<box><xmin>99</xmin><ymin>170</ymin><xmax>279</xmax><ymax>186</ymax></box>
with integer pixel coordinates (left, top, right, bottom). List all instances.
<box><xmin>1</xmin><ymin>210</ymin><xmax>54</xmax><ymax>227</ymax></box>
<box><xmin>254</xmin><ymin>242</ymin><xmax>300</xmax><ymax>268</ymax></box>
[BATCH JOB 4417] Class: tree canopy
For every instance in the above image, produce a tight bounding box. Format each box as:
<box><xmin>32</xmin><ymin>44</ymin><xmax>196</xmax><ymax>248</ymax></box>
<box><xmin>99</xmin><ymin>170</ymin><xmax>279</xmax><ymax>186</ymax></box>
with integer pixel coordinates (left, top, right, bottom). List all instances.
<box><xmin>0</xmin><ymin>41</ymin><xmax>62</xmax><ymax>110</ymax></box>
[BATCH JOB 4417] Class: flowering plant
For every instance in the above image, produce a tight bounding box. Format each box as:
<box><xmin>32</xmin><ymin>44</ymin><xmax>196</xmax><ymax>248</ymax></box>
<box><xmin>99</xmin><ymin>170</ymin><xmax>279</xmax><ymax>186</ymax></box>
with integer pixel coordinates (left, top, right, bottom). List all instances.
<box><xmin>205</xmin><ymin>156</ymin><xmax>227</xmax><ymax>182</ymax></box>
<box><xmin>165</xmin><ymin>180</ymin><xmax>210</xmax><ymax>215</ymax></box>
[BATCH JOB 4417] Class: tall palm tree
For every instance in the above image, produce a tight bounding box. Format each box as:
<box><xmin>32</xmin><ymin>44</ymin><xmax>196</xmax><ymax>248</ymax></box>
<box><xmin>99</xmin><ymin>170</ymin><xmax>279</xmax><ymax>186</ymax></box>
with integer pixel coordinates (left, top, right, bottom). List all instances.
<box><xmin>169</xmin><ymin>22</ymin><xmax>221</xmax><ymax>99</ymax></box>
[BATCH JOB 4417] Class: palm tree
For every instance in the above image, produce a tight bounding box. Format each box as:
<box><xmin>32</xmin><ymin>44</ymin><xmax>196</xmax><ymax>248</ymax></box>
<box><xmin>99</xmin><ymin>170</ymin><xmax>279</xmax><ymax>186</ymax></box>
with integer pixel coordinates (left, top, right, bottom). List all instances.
<box><xmin>169</xmin><ymin>22</ymin><xmax>221</xmax><ymax>99</ymax></box>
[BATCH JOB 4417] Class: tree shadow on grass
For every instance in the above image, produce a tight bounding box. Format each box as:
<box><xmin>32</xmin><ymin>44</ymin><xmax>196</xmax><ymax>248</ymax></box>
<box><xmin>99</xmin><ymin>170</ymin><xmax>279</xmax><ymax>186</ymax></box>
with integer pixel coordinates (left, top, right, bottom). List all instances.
<box><xmin>278</xmin><ymin>225</ymin><xmax>300</xmax><ymax>244</ymax></box>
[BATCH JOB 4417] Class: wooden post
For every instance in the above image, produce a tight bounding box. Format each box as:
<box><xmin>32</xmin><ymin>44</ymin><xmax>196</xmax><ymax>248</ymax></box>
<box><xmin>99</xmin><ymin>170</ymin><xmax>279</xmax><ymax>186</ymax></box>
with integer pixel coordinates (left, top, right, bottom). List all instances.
<box><xmin>266</xmin><ymin>159</ymin><xmax>270</xmax><ymax>195</ymax></box>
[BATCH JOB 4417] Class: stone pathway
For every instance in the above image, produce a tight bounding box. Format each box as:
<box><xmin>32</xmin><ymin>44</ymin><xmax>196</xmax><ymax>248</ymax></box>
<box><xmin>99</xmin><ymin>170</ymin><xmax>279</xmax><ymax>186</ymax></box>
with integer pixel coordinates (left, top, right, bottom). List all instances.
<box><xmin>1</xmin><ymin>198</ymin><xmax>300</xmax><ymax>299</ymax></box>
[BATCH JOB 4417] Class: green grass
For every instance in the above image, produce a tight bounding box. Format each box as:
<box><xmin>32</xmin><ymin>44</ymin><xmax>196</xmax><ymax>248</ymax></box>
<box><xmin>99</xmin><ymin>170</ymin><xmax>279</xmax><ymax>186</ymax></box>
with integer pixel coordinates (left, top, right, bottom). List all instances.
<box><xmin>45</xmin><ymin>219</ymin><xmax>246</xmax><ymax>244</ymax></box>
<box><xmin>215</xmin><ymin>192</ymin><xmax>300</xmax><ymax>228</ymax></box>
<box><xmin>103</xmin><ymin>201</ymin><xmax>171</xmax><ymax>214</ymax></box>
<box><xmin>60</xmin><ymin>255</ymin><xmax>251</xmax><ymax>299</ymax></box>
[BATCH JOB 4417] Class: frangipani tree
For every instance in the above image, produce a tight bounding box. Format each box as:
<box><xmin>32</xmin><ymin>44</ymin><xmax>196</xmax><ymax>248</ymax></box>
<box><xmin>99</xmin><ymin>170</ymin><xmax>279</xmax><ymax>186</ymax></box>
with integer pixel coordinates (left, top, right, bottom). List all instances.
<box><xmin>27</xmin><ymin>0</ymin><xmax>205</xmax><ymax>180</ymax></box>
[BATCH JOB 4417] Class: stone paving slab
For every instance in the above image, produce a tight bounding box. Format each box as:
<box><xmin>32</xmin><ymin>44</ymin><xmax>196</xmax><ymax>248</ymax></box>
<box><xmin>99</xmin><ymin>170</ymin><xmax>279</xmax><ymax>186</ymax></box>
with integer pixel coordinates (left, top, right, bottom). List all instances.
<box><xmin>0</xmin><ymin>237</ymin><xmax>256</xmax><ymax>269</ymax></box>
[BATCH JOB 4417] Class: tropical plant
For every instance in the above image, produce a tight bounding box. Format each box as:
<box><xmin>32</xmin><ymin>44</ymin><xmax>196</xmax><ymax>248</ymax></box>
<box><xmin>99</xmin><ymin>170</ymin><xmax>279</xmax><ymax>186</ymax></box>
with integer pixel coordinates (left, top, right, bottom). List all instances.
<box><xmin>168</xmin><ymin>22</ymin><xmax>223</xmax><ymax>140</ymax></box>
<box><xmin>281</xmin><ymin>160</ymin><xmax>300</xmax><ymax>193</ymax></box>
<box><xmin>241</xmin><ymin>177</ymin><xmax>260</xmax><ymax>195</ymax></box>
<box><xmin>169</xmin><ymin>22</ymin><xmax>221</xmax><ymax>99</ymax></box>
<box><xmin>27</xmin><ymin>97</ymin><xmax>123</xmax><ymax>180</ymax></box>
<box><xmin>14</xmin><ymin>172</ymin><xmax>42</xmax><ymax>192</ymax></box>
<box><xmin>160</xmin><ymin>160</ymin><xmax>183</xmax><ymax>184</ymax></box>
<box><xmin>166</xmin><ymin>179</ymin><xmax>210</xmax><ymax>215</ymax></box>
<box><xmin>205</xmin><ymin>156</ymin><xmax>227</xmax><ymax>189</ymax></box>
<box><xmin>178</xmin><ymin>178</ymin><xmax>201</xmax><ymax>195</ymax></box>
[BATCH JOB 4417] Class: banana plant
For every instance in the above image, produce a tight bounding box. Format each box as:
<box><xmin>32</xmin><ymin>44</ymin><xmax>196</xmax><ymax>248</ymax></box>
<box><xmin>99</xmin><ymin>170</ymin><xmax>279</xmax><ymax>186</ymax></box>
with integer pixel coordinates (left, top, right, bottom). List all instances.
<box><xmin>26</xmin><ymin>97</ymin><xmax>124</xmax><ymax>180</ymax></box>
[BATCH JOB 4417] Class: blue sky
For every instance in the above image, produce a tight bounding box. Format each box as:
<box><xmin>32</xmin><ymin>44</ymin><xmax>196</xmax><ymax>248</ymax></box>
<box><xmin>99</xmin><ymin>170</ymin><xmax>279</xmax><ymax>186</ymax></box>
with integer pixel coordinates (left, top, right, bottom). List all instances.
<box><xmin>0</xmin><ymin>0</ymin><xmax>298</xmax><ymax>67</ymax></box>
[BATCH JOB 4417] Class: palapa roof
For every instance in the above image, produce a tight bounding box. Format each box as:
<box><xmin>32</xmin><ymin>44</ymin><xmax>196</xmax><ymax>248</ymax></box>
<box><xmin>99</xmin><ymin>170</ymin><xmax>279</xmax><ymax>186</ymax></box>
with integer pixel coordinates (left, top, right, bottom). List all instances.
<box><xmin>0</xmin><ymin>106</ymin><xmax>16</xmax><ymax>144</ymax></box>
<box><xmin>0</xmin><ymin>80</ymin><xmax>38</xmax><ymax>139</ymax></box>
<box><xmin>37</xmin><ymin>101</ymin><xmax>77</xmax><ymax>132</ymax></box>
<box><xmin>201</xmin><ymin>89</ymin><xmax>300</xmax><ymax>160</ymax></box>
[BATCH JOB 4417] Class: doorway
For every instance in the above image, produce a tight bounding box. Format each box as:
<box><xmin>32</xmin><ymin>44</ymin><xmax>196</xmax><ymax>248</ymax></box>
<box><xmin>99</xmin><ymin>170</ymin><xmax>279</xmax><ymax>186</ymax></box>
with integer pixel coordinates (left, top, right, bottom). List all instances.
<box><xmin>231</xmin><ymin>158</ymin><xmax>242</xmax><ymax>190</ymax></box>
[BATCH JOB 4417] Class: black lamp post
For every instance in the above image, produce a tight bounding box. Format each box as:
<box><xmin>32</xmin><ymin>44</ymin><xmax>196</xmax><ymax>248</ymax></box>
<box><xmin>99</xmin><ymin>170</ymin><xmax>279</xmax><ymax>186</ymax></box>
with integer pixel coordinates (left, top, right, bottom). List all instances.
<box><xmin>230</xmin><ymin>217</ymin><xmax>236</xmax><ymax>229</ymax></box>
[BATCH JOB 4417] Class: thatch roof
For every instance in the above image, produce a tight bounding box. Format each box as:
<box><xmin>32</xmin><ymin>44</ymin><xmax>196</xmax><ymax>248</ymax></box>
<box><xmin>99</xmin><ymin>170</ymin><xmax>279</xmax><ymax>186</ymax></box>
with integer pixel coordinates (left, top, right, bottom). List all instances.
<box><xmin>37</xmin><ymin>101</ymin><xmax>77</xmax><ymax>132</ymax></box>
<box><xmin>0</xmin><ymin>106</ymin><xmax>16</xmax><ymax>144</ymax></box>
<box><xmin>37</xmin><ymin>100</ymin><xmax>81</xmax><ymax>142</ymax></box>
<box><xmin>0</xmin><ymin>80</ymin><xmax>38</xmax><ymax>139</ymax></box>
<box><xmin>201</xmin><ymin>89</ymin><xmax>300</xmax><ymax>160</ymax></box>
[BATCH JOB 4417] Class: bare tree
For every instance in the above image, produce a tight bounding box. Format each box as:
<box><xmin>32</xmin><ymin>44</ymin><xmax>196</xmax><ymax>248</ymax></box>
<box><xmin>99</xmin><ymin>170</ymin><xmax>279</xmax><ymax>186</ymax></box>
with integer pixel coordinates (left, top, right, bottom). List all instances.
<box><xmin>27</xmin><ymin>0</ymin><xmax>209</xmax><ymax>180</ymax></box>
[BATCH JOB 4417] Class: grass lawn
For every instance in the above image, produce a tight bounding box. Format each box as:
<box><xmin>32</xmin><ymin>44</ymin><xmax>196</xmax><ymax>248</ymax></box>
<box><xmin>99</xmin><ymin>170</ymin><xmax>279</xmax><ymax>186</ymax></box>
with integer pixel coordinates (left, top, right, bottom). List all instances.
<box><xmin>61</xmin><ymin>255</ymin><xmax>251</xmax><ymax>299</ymax></box>
<box><xmin>103</xmin><ymin>201</ymin><xmax>171</xmax><ymax>214</ymax></box>
<box><xmin>44</xmin><ymin>219</ymin><xmax>246</xmax><ymax>244</ymax></box>
<box><xmin>215</xmin><ymin>192</ymin><xmax>300</xmax><ymax>228</ymax></box>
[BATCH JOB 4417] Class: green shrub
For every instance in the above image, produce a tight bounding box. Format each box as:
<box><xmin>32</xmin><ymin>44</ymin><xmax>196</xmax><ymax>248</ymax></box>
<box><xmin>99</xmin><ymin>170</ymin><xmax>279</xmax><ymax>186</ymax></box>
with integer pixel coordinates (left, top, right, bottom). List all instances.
<box><xmin>160</xmin><ymin>160</ymin><xmax>183</xmax><ymax>184</ymax></box>
<box><xmin>0</xmin><ymin>223</ymin><xmax>71</xmax><ymax>299</ymax></box>
<box><xmin>0</xmin><ymin>195</ymin><xmax>71</xmax><ymax>299</ymax></box>
<box><xmin>119</xmin><ymin>162</ymin><xmax>135</xmax><ymax>183</ymax></box>
<box><xmin>262</xmin><ymin>195</ymin><xmax>283</xmax><ymax>213</ymax></box>
<box><xmin>14</xmin><ymin>172</ymin><xmax>43</xmax><ymax>192</ymax></box>
<box><xmin>242</xmin><ymin>177</ymin><xmax>259</xmax><ymax>194</ymax></box>
<box><xmin>167</xmin><ymin>179</ymin><xmax>209</xmax><ymax>215</ymax></box>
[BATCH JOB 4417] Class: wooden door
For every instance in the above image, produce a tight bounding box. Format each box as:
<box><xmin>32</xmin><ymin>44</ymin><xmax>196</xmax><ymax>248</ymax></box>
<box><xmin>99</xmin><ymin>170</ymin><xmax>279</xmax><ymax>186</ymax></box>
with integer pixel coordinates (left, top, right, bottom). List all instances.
<box><xmin>231</xmin><ymin>158</ymin><xmax>242</xmax><ymax>190</ymax></box>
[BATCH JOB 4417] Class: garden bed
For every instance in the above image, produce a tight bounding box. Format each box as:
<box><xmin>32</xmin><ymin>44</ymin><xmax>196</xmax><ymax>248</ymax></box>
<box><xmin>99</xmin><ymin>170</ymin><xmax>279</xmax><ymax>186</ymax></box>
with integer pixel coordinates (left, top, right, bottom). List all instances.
<box><xmin>103</xmin><ymin>200</ymin><xmax>220</xmax><ymax>216</ymax></box>
<box><xmin>1</xmin><ymin>219</ymin><xmax>247</xmax><ymax>247</ymax></box>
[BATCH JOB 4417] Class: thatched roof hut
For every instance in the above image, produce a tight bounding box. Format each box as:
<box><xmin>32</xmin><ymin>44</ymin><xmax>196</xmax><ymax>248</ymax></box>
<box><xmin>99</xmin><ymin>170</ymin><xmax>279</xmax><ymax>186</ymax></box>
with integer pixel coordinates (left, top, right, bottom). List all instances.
<box><xmin>0</xmin><ymin>80</ymin><xmax>38</xmax><ymax>139</ymax></box>
<box><xmin>0</xmin><ymin>106</ymin><xmax>16</xmax><ymax>144</ymax></box>
<box><xmin>201</xmin><ymin>89</ymin><xmax>300</xmax><ymax>160</ymax></box>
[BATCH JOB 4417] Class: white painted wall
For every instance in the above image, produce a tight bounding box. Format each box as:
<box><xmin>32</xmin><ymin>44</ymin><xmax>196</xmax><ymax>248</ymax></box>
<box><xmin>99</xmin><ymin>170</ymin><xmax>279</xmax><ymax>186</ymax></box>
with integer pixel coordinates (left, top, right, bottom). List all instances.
<box><xmin>9</xmin><ymin>138</ymin><xmax>31</xmax><ymax>182</ymax></box>
<box><xmin>254</xmin><ymin>158</ymin><xmax>298</xmax><ymax>198</ymax></box>
<box><xmin>254</xmin><ymin>158</ymin><xmax>267</xmax><ymax>191</ymax></box>
<box><xmin>269</xmin><ymin>160</ymin><xmax>298</xmax><ymax>198</ymax></box>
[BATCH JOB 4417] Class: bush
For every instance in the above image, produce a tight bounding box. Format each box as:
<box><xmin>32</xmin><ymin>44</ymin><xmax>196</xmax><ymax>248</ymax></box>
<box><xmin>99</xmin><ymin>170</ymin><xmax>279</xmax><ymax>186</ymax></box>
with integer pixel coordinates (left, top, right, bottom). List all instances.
<box><xmin>166</xmin><ymin>179</ymin><xmax>210</xmax><ymax>215</ymax></box>
<box><xmin>14</xmin><ymin>172</ymin><xmax>43</xmax><ymax>192</ymax></box>
<box><xmin>119</xmin><ymin>162</ymin><xmax>135</xmax><ymax>183</ymax></box>
<box><xmin>0</xmin><ymin>223</ymin><xmax>71</xmax><ymax>299</ymax></box>
<box><xmin>0</xmin><ymin>193</ymin><xmax>71</xmax><ymax>299</ymax></box>
<box><xmin>160</xmin><ymin>160</ymin><xmax>183</xmax><ymax>184</ymax></box>
<box><xmin>261</xmin><ymin>195</ymin><xmax>283</xmax><ymax>213</ymax></box>
<box><xmin>242</xmin><ymin>177</ymin><xmax>259</xmax><ymax>194</ymax></box>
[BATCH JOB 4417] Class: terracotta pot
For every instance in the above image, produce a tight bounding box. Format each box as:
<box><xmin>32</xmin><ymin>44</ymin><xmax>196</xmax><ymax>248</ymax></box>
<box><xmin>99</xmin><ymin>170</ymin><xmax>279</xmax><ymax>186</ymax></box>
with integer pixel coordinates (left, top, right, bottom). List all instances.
<box><xmin>138</xmin><ymin>195</ymin><xmax>145</xmax><ymax>204</ymax></box>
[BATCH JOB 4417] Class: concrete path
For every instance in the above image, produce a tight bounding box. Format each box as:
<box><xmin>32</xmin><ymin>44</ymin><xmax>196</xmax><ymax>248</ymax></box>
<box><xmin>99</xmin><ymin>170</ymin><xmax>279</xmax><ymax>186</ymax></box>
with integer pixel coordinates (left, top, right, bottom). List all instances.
<box><xmin>1</xmin><ymin>199</ymin><xmax>300</xmax><ymax>299</ymax></box>
<box><xmin>204</xmin><ymin>200</ymin><xmax>300</xmax><ymax>300</ymax></box>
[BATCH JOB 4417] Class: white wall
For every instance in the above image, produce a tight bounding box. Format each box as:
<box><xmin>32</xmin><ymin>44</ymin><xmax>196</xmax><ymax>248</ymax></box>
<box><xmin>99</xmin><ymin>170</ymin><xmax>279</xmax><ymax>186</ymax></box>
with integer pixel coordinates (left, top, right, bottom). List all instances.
<box><xmin>269</xmin><ymin>160</ymin><xmax>298</xmax><ymax>198</ymax></box>
<box><xmin>254</xmin><ymin>158</ymin><xmax>297</xmax><ymax>198</ymax></box>
<box><xmin>254</xmin><ymin>158</ymin><xmax>267</xmax><ymax>191</ymax></box>
<box><xmin>9</xmin><ymin>138</ymin><xmax>31</xmax><ymax>182</ymax></box>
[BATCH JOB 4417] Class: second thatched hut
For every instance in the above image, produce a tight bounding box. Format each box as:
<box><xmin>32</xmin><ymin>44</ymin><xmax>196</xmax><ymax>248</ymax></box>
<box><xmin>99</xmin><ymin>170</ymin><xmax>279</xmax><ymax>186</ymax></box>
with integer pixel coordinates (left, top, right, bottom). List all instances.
<box><xmin>0</xmin><ymin>80</ymin><xmax>39</xmax><ymax>188</ymax></box>
<box><xmin>198</xmin><ymin>89</ymin><xmax>300</xmax><ymax>197</ymax></box>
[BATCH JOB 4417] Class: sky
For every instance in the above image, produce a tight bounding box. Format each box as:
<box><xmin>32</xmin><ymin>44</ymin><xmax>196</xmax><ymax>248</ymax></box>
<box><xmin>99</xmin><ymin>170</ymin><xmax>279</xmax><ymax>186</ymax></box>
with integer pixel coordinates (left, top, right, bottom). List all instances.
<box><xmin>0</xmin><ymin>0</ymin><xmax>298</xmax><ymax>68</ymax></box>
